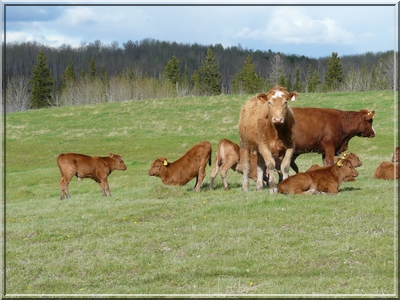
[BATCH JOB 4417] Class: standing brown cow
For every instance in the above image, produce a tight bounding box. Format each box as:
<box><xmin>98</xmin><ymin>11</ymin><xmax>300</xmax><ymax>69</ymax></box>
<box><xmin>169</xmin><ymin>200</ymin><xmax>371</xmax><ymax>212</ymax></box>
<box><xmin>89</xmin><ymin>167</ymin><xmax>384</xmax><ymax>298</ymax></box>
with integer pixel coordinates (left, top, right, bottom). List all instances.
<box><xmin>148</xmin><ymin>141</ymin><xmax>212</xmax><ymax>192</ymax></box>
<box><xmin>57</xmin><ymin>152</ymin><xmax>127</xmax><ymax>200</ymax></box>
<box><xmin>239</xmin><ymin>86</ymin><xmax>298</xmax><ymax>193</ymax></box>
<box><xmin>290</xmin><ymin>107</ymin><xmax>375</xmax><ymax>173</ymax></box>
<box><xmin>209</xmin><ymin>138</ymin><xmax>263</xmax><ymax>190</ymax></box>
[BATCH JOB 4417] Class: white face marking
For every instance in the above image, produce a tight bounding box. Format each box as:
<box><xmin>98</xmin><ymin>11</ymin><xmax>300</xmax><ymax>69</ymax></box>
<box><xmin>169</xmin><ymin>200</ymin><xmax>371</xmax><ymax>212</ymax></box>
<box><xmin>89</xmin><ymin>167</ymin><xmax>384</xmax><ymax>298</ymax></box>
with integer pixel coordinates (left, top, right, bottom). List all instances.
<box><xmin>272</xmin><ymin>90</ymin><xmax>284</xmax><ymax>99</ymax></box>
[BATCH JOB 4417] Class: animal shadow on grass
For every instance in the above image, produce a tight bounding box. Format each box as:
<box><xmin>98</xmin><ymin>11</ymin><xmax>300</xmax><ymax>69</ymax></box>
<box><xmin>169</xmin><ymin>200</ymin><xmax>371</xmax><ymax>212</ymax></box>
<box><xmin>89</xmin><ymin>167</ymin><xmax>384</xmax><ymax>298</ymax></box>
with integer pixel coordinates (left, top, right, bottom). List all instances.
<box><xmin>339</xmin><ymin>187</ymin><xmax>362</xmax><ymax>193</ymax></box>
<box><xmin>201</xmin><ymin>182</ymin><xmax>243</xmax><ymax>191</ymax></box>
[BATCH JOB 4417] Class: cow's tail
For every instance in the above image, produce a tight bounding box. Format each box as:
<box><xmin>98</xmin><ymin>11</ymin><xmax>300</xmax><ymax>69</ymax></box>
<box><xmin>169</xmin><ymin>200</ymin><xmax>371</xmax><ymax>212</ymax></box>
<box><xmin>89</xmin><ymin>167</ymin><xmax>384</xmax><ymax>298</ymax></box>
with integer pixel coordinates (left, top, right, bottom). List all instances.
<box><xmin>57</xmin><ymin>154</ymin><xmax>65</xmax><ymax>177</ymax></box>
<box><xmin>209</xmin><ymin>148</ymin><xmax>212</xmax><ymax>166</ymax></box>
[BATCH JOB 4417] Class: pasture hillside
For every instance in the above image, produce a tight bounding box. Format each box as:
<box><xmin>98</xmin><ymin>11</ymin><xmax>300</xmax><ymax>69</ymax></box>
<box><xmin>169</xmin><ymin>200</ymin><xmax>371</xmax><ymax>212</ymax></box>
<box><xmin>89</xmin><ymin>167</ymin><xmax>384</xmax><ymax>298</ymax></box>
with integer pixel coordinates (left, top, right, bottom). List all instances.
<box><xmin>4</xmin><ymin>91</ymin><xmax>398</xmax><ymax>296</ymax></box>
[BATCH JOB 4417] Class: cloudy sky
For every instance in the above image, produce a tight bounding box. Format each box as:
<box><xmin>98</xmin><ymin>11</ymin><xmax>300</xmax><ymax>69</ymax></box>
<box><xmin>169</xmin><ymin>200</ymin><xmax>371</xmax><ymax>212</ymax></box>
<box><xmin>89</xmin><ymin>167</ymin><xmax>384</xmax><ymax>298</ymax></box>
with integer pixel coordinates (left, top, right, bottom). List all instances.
<box><xmin>2</xmin><ymin>1</ymin><xmax>398</xmax><ymax>58</ymax></box>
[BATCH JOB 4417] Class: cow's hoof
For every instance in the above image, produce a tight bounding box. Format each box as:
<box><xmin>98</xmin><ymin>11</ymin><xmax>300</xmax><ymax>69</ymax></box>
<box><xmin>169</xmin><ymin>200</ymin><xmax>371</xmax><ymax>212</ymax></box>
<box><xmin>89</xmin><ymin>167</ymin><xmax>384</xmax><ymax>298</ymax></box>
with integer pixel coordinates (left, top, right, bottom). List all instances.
<box><xmin>269</xmin><ymin>188</ymin><xmax>278</xmax><ymax>194</ymax></box>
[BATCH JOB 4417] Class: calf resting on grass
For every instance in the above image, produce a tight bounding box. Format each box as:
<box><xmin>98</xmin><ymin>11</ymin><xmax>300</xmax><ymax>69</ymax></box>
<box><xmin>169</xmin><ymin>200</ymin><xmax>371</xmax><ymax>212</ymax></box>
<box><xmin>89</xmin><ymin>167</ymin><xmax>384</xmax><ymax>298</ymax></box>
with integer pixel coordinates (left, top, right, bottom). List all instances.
<box><xmin>278</xmin><ymin>159</ymin><xmax>358</xmax><ymax>195</ymax></box>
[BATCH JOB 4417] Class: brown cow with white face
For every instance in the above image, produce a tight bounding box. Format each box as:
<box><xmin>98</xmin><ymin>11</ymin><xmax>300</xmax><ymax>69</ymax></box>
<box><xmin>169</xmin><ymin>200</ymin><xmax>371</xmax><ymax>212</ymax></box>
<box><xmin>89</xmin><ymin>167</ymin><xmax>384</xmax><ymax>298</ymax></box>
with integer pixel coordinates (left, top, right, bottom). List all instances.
<box><xmin>57</xmin><ymin>152</ymin><xmax>127</xmax><ymax>200</ymax></box>
<box><xmin>290</xmin><ymin>107</ymin><xmax>375</xmax><ymax>173</ymax></box>
<box><xmin>239</xmin><ymin>86</ymin><xmax>298</xmax><ymax>193</ymax></box>
<box><xmin>278</xmin><ymin>158</ymin><xmax>358</xmax><ymax>195</ymax></box>
<box><xmin>148</xmin><ymin>141</ymin><xmax>212</xmax><ymax>192</ymax></box>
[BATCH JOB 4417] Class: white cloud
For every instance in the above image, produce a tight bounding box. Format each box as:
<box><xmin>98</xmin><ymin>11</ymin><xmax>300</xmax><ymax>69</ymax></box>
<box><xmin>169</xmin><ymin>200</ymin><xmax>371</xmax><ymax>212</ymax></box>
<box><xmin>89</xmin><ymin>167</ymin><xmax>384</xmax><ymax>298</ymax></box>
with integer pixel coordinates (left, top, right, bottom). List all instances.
<box><xmin>62</xmin><ymin>7</ymin><xmax>98</xmax><ymax>26</ymax></box>
<box><xmin>235</xmin><ymin>7</ymin><xmax>354</xmax><ymax>45</ymax></box>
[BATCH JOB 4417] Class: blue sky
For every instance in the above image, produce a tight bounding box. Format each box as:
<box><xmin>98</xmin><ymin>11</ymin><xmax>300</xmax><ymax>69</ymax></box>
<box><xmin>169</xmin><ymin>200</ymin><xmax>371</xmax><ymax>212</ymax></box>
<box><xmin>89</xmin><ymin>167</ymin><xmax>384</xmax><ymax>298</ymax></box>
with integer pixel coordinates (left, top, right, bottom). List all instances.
<box><xmin>2</xmin><ymin>1</ymin><xmax>398</xmax><ymax>58</ymax></box>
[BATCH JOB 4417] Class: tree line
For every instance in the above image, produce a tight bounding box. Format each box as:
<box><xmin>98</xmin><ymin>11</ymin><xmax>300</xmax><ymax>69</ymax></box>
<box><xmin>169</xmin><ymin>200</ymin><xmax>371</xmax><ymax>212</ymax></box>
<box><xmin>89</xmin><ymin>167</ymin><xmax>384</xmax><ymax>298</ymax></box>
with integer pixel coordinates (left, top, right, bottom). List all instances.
<box><xmin>3</xmin><ymin>38</ymin><xmax>397</xmax><ymax>112</ymax></box>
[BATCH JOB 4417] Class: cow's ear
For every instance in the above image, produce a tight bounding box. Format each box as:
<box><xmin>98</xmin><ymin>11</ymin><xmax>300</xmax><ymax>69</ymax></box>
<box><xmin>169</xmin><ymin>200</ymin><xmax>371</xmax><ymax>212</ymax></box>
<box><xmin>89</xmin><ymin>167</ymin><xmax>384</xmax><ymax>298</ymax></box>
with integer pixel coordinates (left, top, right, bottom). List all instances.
<box><xmin>365</xmin><ymin>110</ymin><xmax>375</xmax><ymax>120</ymax></box>
<box><xmin>289</xmin><ymin>92</ymin><xmax>298</xmax><ymax>101</ymax></box>
<box><xmin>257</xmin><ymin>94</ymin><xmax>268</xmax><ymax>103</ymax></box>
<box><xmin>109</xmin><ymin>152</ymin><xmax>114</xmax><ymax>158</ymax></box>
<box><xmin>336</xmin><ymin>159</ymin><xmax>342</xmax><ymax>167</ymax></box>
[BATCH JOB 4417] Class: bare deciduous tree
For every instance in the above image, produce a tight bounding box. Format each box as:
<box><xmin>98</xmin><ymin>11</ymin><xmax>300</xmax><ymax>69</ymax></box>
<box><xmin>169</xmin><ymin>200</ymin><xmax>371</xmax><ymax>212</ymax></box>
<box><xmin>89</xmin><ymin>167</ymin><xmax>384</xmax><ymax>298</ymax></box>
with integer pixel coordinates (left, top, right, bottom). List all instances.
<box><xmin>6</xmin><ymin>76</ymin><xmax>30</xmax><ymax>113</ymax></box>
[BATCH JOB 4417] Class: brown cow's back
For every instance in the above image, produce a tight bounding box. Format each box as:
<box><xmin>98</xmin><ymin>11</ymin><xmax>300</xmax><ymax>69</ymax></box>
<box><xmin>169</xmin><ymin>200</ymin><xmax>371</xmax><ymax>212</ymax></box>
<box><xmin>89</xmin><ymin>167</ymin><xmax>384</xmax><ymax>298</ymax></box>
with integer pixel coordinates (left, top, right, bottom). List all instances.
<box><xmin>291</xmin><ymin>107</ymin><xmax>375</xmax><ymax>172</ymax></box>
<box><xmin>374</xmin><ymin>161</ymin><xmax>398</xmax><ymax>180</ymax></box>
<box><xmin>148</xmin><ymin>141</ymin><xmax>212</xmax><ymax>191</ymax></box>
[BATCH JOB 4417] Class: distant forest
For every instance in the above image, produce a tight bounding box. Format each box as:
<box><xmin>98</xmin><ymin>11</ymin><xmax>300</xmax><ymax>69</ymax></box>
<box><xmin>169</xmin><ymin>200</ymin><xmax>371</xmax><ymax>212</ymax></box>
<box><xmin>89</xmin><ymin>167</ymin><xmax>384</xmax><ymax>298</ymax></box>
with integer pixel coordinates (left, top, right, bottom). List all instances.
<box><xmin>3</xmin><ymin>38</ymin><xmax>397</xmax><ymax>112</ymax></box>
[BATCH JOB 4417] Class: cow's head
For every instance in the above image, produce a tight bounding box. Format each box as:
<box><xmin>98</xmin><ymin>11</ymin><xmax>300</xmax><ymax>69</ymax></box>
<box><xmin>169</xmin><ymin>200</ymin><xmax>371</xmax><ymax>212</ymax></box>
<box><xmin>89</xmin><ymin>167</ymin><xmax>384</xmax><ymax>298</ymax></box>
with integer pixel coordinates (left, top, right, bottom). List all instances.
<box><xmin>357</xmin><ymin>110</ymin><xmax>376</xmax><ymax>138</ymax></box>
<box><xmin>341</xmin><ymin>152</ymin><xmax>362</xmax><ymax>167</ymax></box>
<box><xmin>148</xmin><ymin>157</ymin><xmax>168</xmax><ymax>177</ymax></box>
<box><xmin>257</xmin><ymin>86</ymin><xmax>298</xmax><ymax>124</ymax></box>
<box><xmin>337</xmin><ymin>159</ymin><xmax>358</xmax><ymax>178</ymax></box>
<box><xmin>109</xmin><ymin>152</ymin><xmax>127</xmax><ymax>171</ymax></box>
<box><xmin>391</xmin><ymin>146</ymin><xmax>399</xmax><ymax>163</ymax></box>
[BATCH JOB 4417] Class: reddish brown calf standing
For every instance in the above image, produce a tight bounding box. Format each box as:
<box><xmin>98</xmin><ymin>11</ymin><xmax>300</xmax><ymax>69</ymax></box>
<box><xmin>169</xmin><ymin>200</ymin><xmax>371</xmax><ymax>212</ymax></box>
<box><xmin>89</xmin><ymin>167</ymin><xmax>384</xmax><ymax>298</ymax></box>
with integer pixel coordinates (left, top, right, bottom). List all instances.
<box><xmin>209</xmin><ymin>139</ymin><xmax>263</xmax><ymax>190</ymax></box>
<box><xmin>57</xmin><ymin>152</ymin><xmax>127</xmax><ymax>200</ymax></box>
<box><xmin>148</xmin><ymin>141</ymin><xmax>212</xmax><ymax>192</ymax></box>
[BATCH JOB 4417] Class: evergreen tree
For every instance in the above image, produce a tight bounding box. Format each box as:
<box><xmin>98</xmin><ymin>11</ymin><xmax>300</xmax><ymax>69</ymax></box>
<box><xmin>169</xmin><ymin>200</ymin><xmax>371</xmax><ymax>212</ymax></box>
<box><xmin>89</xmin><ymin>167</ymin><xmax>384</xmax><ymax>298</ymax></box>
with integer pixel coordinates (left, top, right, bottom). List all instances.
<box><xmin>278</xmin><ymin>69</ymin><xmax>286</xmax><ymax>88</ymax></box>
<box><xmin>61</xmin><ymin>63</ymin><xmax>76</xmax><ymax>90</ymax></box>
<box><xmin>190</xmin><ymin>70</ymin><xmax>201</xmax><ymax>94</ymax></box>
<box><xmin>232</xmin><ymin>55</ymin><xmax>260</xmax><ymax>94</ymax></box>
<box><xmin>89</xmin><ymin>58</ymin><xmax>97</xmax><ymax>80</ymax></box>
<box><xmin>375</xmin><ymin>58</ymin><xmax>390</xmax><ymax>90</ymax></box>
<box><xmin>306</xmin><ymin>65</ymin><xmax>313</xmax><ymax>92</ymax></box>
<box><xmin>197</xmin><ymin>48</ymin><xmax>221</xmax><ymax>95</ymax></box>
<box><xmin>286</xmin><ymin>74</ymin><xmax>292</xmax><ymax>92</ymax></box>
<box><xmin>164</xmin><ymin>56</ymin><xmax>181</xmax><ymax>86</ymax></box>
<box><xmin>310</xmin><ymin>70</ymin><xmax>322</xmax><ymax>92</ymax></box>
<box><xmin>292</xmin><ymin>67</ymin><xmax>304</xmax><ymax>92</ymax></box>
<box><xmin>29</xmin><ymin>50</ymin><xmax>54</xmax><ymax>108</ymax></box>
<box><xmin>324</xmin><ymin>52</ymin><xmax>343</xmax><ymax>92</ymax></box>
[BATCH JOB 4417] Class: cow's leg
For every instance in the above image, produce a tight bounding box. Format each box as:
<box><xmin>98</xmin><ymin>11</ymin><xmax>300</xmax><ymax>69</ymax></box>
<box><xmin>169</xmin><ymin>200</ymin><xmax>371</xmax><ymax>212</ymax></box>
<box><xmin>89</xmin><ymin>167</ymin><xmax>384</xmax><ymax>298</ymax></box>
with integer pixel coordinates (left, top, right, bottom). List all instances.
<box><xmin>195</xmin><ymin>166</ymin><xmax>206</xmax><ymax>192</ymax></box>
<box><xmin>290</xmin><ymin>154</ymin><xmax>299</xmax><ymax>174</ymax></box>
<box><xmin>322</xmin><ymin>144</ymin><xmax>335</xmax><ymax>166</ymax></box>
<box><xmin>240</xmin><ymin>148</ymin><xmax>250</xmax><ymax>191</ymax></box>
<box><xmin>98</xmin><ymin>179</ymin><xmax>111</xmax><ymax>196</ymax></box>
<box><xmin>209</xmin><ymin>161</ymin><xmax>220</xmax><ymax>190</ymax></box>
<box><xmin>281</xmin><ymin>148</ymin><xmax>294</xmax><ymax>180</ymax></box>
<box><xmin>59</xmin><ymin>174</ymin><xmax>72</xmax><ymax>200</ymax></box>
<box><xmin>220</xmin><ymin>161</ymin><xmax>234</xmax><ymax>191</ymax></box>
<box><xmin>258</xmin><ymin>146</ymin><xmax>276</xmax><ymax>193</ymax></box>
<box><xmin>256</xmin><ymin>153</ymin><xmax>266</xmax><ymax>189</ymax></box>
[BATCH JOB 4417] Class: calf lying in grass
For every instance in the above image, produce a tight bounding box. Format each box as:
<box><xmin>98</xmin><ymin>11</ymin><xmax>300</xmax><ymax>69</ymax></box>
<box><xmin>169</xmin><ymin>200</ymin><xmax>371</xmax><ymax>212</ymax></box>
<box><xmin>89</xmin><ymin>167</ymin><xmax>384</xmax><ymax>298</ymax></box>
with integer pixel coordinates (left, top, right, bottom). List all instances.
<box><xmin>374</xmin><ymin>147</ymin><xmax>399</xmax><ymax>180</ymax></box>
<box><xmin>306</xmin><ymin>152</ymin><xmax>362</xmax><ymax>182</ymax></box>
<box><xmin>278</xmin><ymin>159</ymin><xmax>358</xmax><ymax>195</ymax></box>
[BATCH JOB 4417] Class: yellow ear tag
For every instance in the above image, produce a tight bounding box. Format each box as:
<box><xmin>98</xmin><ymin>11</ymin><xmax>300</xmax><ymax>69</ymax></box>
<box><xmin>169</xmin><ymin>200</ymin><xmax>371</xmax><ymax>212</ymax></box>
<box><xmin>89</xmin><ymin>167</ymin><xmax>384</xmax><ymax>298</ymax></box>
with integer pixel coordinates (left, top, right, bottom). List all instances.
<box><xmin>337</xmin><ymin>160</ymin><xmax>342</xmax><ymax>167</ymax></box>
<box><xmin>163</xmin><ymin>159</ymin><xmax>168</xmax><ymax>166</ymax></box>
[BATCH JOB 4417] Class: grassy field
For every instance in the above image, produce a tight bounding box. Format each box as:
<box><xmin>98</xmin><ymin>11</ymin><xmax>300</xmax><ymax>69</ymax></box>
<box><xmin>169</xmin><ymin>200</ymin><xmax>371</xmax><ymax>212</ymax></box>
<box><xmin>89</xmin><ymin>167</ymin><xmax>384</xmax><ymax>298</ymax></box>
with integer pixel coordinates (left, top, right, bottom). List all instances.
<box><xmin>4</xmin><ymin>91</ymin><xmax>398</xmax><ymax>297</ymax></box>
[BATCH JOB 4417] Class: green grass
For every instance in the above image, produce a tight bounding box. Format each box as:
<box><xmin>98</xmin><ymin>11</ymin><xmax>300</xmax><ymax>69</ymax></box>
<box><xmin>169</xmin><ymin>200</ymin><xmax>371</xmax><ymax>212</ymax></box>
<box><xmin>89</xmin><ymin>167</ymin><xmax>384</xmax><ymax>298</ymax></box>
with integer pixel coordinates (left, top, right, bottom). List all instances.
<box><xmin>4</xmin><ymin>91</ymin><xmax>398</xmax><ymax>297</ymax></box>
